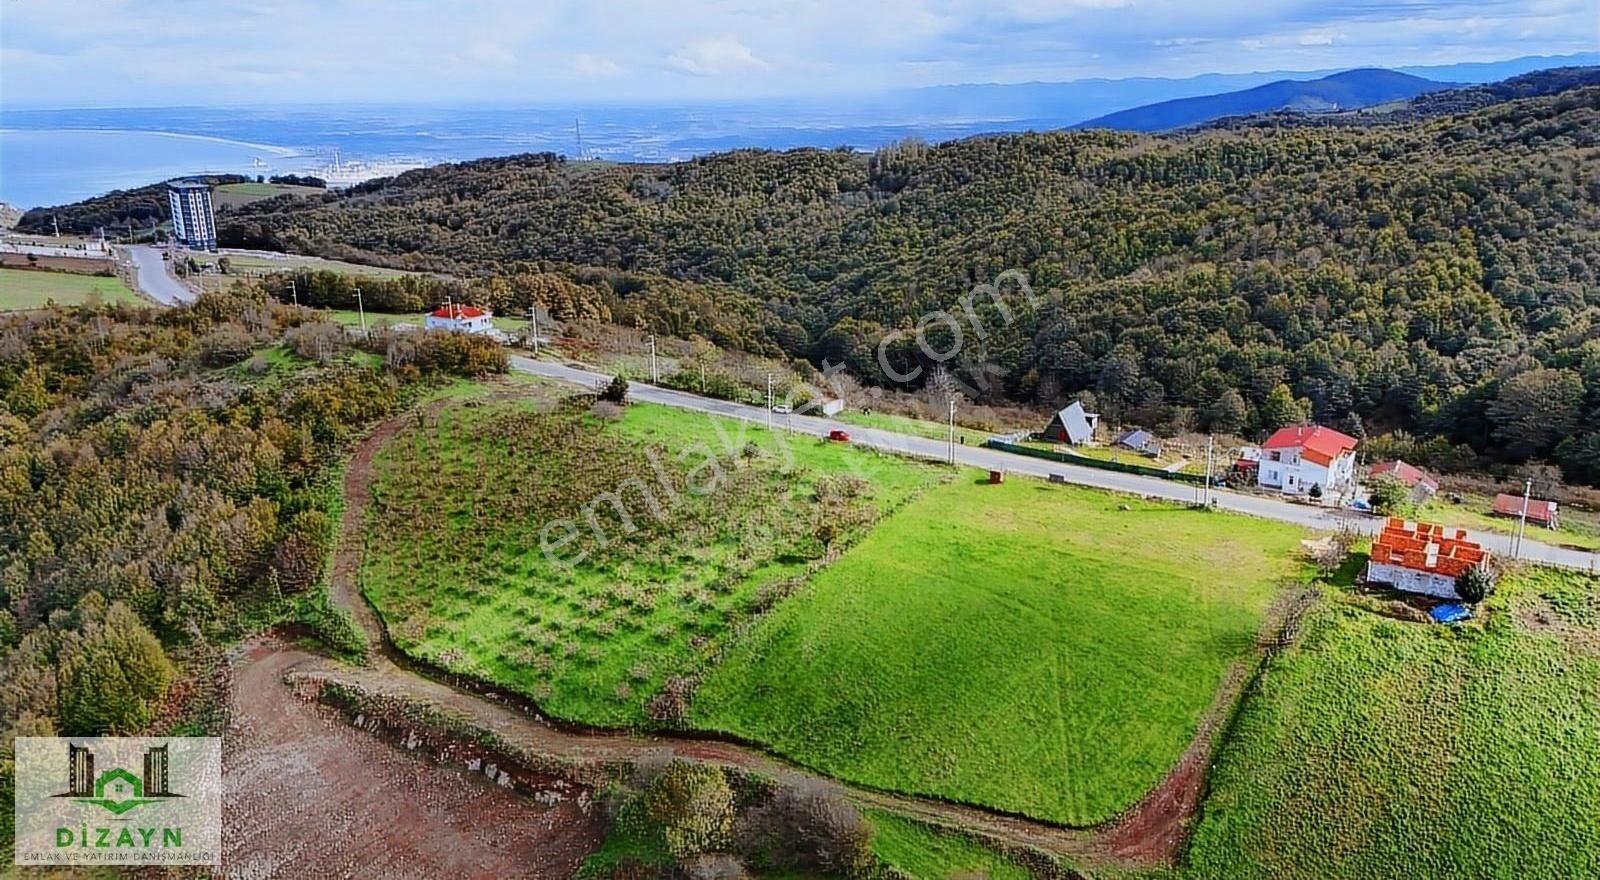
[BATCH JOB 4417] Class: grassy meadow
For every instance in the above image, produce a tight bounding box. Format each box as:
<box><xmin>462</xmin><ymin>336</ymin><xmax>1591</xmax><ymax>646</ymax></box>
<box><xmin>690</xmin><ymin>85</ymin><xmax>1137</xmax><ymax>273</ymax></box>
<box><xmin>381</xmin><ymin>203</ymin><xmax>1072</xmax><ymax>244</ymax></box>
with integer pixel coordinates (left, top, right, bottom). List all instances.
<box><xmin>361</xmin><ymin>396</ymin><xmax>943</xmax><ymax>726</ymax></box>
<box><xmin>0</xmin><ymin>267</ymin><xmax>141</xmax><ymax>309</ymax></box>
<box><xmin>1181</xmin><ymin>567</ymin><xmax>1600</xmax><ymax>880</ymax></box>
<box><xmin>211</xmin><ymin>181</ymin><xmax>324</xmax><ymax>209</ymax></box>
<box><xmin>691</xmin><ymin>478</ymin><xmax>1309</xmax><ymax>825</ymax></box>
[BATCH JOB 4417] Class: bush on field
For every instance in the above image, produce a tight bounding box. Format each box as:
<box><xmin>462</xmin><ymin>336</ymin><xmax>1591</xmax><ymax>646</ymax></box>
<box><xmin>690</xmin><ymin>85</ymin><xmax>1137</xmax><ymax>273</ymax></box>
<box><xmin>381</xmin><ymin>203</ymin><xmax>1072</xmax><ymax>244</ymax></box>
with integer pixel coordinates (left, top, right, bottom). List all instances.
<box><xmin>635</xmin><ymin>761</ymin><xmax>736</xmax><ymax>858</ymax></box>
<box><xmin>736</xmin><ymin>780</ymin><xmax>875</xmax><ymax>878</ymax></box>
<box><xmin>199</xmin><ymin>323</ymin><xmax>259</xmax><ymax>366</ymax></box>
<box><xmin>1455</xmin><ymin>564</ymin><xmax>1498</xmax><ymax>604</ymax></box>
<box><xmin>286</xmin><ymin>322</ymin><xmax>349</xmax><ymax>363</ymax></box>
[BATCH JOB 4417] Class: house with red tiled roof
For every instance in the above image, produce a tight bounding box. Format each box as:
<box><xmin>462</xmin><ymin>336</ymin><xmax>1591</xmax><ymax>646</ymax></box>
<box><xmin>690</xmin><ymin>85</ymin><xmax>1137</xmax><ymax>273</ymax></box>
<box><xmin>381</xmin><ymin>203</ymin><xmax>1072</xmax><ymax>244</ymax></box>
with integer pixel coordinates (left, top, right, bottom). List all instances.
<box><xmin>1365</xmin><ymin>517</ymin><xmax>1490</xmax><ymax>600</ymax></box>
<box><xmin>1369</xmin><ymin>459</ymin><xmax>1439</xmax><ymax>502</ymax></box>
<box><xmin>1491</xmin><ymin>493</ymin><xmax>1559</xmax><ymax>529</ymax></box>
<box><xmin>424</xmin><ymin>303</ymin><xmax>494</xmax><ymax>335</ymax></box>
<box><xmin>1256</xmin><ymin>424</ymin><xmax>1359</xmax><ymax>498</ymax></box>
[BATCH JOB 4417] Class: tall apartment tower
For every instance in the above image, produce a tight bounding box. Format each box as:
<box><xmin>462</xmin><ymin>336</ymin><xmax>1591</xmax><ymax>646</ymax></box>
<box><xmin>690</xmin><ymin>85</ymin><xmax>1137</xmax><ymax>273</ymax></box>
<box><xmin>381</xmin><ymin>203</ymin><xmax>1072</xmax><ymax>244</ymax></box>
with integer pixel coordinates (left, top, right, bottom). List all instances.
<box><xmin>67</xmin><ymin>743</ymin><xmax>95</xmax><ymax>796</ymax></box>
<box><xmin>143</xmin><ymin>744</ymin><xmax>170</xmax><ymax>796</ymax></box>
<box><xmin>167</xmin><ymin>180</ymin><xmax>217</xmax><ymax>251</ymax></box>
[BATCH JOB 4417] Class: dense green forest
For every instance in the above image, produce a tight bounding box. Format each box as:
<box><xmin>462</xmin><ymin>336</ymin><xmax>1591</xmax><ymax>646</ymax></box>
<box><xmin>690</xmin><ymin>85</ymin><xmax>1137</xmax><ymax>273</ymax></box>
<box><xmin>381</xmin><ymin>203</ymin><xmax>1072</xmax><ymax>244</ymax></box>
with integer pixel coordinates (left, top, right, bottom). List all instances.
<box><xmin>21</xmin><ymin>79</ymin><xmax>1600</xmax><ymax>484</ymax></box>
<box><xmin>0</xmin><ymin>293</ymin><xmax>504</xmax><ymax>848</ymax></box>
<box><xmin>216</xmin><ymin>84</ymin><xmax>1600</xmax><ymax>484</ymax></box>
<box><xmin>14</xmin><ymin>174</ymin><xmax>252</xmax><ymax>236</ymax></box>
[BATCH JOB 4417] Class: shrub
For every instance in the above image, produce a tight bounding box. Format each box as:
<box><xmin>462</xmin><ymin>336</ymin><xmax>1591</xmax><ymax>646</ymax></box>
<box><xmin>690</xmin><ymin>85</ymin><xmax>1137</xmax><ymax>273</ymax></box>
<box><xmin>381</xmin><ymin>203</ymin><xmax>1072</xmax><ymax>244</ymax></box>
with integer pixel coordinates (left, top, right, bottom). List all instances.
<box><xmin>1455</xmin><ymin>564</ymin><xmax>1498</xmax><ymax>604</ymax></box>
<box><xmin>641</xmin><ymin>762</ymin><xmax>736</xmax><ymax>858</ymax></box>
<box><xmin>601</xmin><ymin>374</ymin><xmax>631</xmax><ymax>405</ymax></box>
<box><xmin>737</xmin><ymin>780</ymin><xmax>875</xmax><ymax>877</ymax></box>
<box><xmin>1366</xmin><ymin>474</ymin><xmax>1413</xmax><ymax>517</ymax></box>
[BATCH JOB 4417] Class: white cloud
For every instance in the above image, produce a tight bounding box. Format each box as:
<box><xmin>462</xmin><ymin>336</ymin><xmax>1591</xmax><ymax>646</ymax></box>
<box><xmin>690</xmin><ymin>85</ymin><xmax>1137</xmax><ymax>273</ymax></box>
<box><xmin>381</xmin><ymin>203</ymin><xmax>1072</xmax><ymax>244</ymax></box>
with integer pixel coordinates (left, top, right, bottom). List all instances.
<box><xmin>467</xmin><ymin>39</ymin><xmax>518</xmax><ymax>66</ymax></box>
<box><xmin>574</xmin><ymin>53</ymin><xmax>626</xmax><ymax>77</ymax></box>
<box><xmin>667</xmin><ymin>35</ymin><xmax>770</xmax><ymax>76</ymax></box>
<box><xmin>1298</xmin><ymin>30</ymin><xmax>1339</xmax><ymax>46</ymax></box>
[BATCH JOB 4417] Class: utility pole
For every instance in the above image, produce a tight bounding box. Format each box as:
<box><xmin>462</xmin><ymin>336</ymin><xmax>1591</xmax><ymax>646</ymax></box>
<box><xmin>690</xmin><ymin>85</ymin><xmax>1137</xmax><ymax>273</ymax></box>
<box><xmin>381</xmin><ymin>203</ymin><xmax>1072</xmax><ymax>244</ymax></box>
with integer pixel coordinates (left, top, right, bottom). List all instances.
<box><xmin>53</xmin><ymin>216</ymin><xmax>60</xmax><ymax>238</ymax></box>
<box><xmin>767</xmin><ymin>374</ymin><xmax>774</xmax><ymax>430</ymax></box>
<box><xmin>526</xmin><ymin>305</ymin><xmax>539</xmax><ymax>354</ymax></box>
<box><xmin>948</xmin><ymin>398</ymin><xmax>957</xmax><ymax>464</ymax></box>
<box><xmin>1514</xmin><ymin>478</ymin><xmax>1532</xmax><ymax>559</ymax></box>
<box><xmin>354</xmin><ymin>287</ymin><xmax>367</xmax><ymax>337</ymax></box>
<box><xmin>648</xmin><ymin>335</ymin><xmax>658</xmax><ymax>383</ymax></box>
<box><xmin>1204</xmin><ymin>434</ymin><xmax>1215</xmax><ymax>506</ymax></box>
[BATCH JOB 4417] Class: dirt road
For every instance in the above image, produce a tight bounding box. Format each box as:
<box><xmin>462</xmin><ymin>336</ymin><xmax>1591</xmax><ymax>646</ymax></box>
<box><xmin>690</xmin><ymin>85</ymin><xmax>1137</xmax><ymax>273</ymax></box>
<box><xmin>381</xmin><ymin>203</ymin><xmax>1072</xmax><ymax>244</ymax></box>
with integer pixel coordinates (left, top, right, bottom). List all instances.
<box><xmin>286</xmin><ymin>400</ymin><xmax>1227</xmax><ymax>872</ymax></box>
<box><xmin>223</xmin><ymin>640</ymin><xmax>604</xmax><ymax>879</ymax></box>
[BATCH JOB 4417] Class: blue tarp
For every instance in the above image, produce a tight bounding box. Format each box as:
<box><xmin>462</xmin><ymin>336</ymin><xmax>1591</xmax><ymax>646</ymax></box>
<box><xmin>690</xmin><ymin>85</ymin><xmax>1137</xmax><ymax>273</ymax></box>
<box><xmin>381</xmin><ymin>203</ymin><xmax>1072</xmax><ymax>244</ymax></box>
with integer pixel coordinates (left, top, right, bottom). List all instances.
<box><xmin>1430</xmin><ymin>603</ymin><xmax>1474</xmax><ymax>624</ymax></box>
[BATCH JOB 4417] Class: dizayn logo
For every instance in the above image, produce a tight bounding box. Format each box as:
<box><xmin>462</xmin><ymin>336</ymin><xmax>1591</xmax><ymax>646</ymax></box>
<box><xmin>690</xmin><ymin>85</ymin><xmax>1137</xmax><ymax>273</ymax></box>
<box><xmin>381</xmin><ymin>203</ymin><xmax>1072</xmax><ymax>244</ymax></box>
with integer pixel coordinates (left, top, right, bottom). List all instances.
<box><xmin>54</xmin><ymin>742</ymin><xmax>185</xmax><ymax>815</ymax></box>
<box><xmin>13</xmin><ymin>737</ymin><xmax>221</xmax><ymax>866</ymax></box>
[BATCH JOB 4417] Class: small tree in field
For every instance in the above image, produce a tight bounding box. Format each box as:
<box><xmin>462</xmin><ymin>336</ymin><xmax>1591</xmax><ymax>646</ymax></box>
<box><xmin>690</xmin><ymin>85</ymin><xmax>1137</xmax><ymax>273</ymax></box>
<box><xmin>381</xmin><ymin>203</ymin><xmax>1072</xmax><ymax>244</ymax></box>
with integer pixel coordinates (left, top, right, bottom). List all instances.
<box><xmin>641</xmin><ymin>762</ymin><xmax>734</xmax><ymax>858</ymax></box>
<box><xmin>1366</xmin><ymin>474</ymin><xmax>1413</xmax><ymax>517</ymax></box>
<box><xmin>600</xmin><ymin>374</ymin><xmax>630</xmax><ymax>405</ymax></box>
<box><xmin>1455</xmin><ymin>564</ymin><xmax>1497</xmax><ymax>604</ymax></box>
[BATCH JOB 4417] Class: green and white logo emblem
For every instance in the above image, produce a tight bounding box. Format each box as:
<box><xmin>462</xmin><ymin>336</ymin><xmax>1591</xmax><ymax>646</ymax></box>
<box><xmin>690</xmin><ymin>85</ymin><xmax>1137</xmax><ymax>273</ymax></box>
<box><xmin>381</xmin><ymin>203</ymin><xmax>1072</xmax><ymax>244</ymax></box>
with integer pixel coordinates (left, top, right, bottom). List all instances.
<box><xmin>13</xmin><ymin>737</ymin><xmax>220</xmax><ymax>866</ymax></box>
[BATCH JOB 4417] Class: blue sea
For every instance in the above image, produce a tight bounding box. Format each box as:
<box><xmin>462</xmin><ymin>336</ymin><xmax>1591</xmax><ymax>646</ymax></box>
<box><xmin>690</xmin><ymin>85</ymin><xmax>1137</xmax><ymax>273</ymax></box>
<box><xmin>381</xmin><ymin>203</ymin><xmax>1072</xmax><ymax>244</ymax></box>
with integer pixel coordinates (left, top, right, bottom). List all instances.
<box><xmin>4</xmin><ymin>52</ymin><xmax>1585</xmax><ymax>210</ymax></box>
<box><xmin>0</xmin><ymin>101</ymin><xmax>1049</xmax><ymax>209</ymax></box>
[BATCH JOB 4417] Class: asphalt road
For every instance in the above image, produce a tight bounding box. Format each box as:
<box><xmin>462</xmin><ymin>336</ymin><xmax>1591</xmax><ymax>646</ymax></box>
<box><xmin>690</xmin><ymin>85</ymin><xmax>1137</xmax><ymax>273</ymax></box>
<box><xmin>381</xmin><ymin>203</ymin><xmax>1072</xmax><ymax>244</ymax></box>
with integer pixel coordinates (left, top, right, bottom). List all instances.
<box><xmin>509</xmin><ymin>355</ymin><xmax>1600</xmax><ymax>573</ymax></box>
<box><xmin>122</xmin><ymin>244</ymin><xmax>196</xmax><ymax>305</ymax></box>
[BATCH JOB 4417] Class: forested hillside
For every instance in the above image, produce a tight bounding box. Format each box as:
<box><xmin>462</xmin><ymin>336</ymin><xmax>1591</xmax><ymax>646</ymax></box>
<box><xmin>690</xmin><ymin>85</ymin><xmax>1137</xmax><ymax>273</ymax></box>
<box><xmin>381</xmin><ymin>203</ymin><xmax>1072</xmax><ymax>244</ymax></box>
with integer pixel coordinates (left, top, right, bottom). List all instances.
<box><xmin>0</xmin><ymin>293</ymin><xmax>504</xmax><ymax>849</ymax></box>
<box><xmin>213</xmin><ymin>85</ymin><xmax>1599</xmax><ymax>486</ymax></box>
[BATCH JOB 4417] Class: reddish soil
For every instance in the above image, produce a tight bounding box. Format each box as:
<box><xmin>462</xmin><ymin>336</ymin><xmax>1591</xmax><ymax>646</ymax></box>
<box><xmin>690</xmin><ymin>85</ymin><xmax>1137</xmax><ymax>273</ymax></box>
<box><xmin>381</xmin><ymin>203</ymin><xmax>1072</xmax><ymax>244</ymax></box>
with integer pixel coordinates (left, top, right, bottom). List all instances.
<box><xmin>1100</xmin><ymin>661</ymin><xmax>1252</xmax><ymax>862</ymax></box>
<box><xmin>0</xmin><ymin>254</ymin><xmax>114</xmax><ymax>273</ymax></box>
<box><xmin>224</xmin><ymin>640</ymin><xmax>605</xmax><ymax>879</ymax></box>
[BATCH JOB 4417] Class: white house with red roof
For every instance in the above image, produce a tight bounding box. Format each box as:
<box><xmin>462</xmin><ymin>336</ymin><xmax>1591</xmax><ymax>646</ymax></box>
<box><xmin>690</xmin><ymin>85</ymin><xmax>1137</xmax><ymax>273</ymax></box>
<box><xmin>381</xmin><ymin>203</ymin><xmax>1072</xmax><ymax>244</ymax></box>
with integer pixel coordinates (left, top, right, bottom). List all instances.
<box><xmin>425</xmin><ymin>303</ymin><xmax>495</xmax><ymax>335</ymax></box>
<box><xmin>1256</xmin><ymin>424</ymin><xmax>1359</xmax><ymax>498</ymax></box>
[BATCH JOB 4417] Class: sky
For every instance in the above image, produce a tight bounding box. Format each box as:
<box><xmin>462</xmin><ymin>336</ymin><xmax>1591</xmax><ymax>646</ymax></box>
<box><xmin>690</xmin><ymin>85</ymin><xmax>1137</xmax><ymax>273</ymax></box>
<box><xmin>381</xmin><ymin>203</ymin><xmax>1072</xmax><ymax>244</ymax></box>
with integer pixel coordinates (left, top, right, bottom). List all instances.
<box><xmin>2</xmin><ymin>0</ymin><xmax>1597</xmax><ymax>106</ymax></box>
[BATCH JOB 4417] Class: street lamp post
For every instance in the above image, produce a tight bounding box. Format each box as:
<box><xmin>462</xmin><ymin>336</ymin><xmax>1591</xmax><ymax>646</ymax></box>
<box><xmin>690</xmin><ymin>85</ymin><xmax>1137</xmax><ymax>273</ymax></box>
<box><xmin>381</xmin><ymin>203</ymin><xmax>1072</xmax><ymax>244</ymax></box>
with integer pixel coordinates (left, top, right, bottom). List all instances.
<box><xmin>767</xmin><ymin>374</ymin><xmax>774</xmax><ymax>430</ymax></box>
<box><xmin>648</xmin><ymin>335</ymin><xmax>659</xmax><ymax>383</ymax></box>
<box><xmin>354</xmin><ymin>287</ymin><xmax>367</xmax><ymax>337</ymax></box>
<box><xmin>1514</xmin><ymin>478</ymin><xmax>1532</xmax><ymax>559</ymax></box>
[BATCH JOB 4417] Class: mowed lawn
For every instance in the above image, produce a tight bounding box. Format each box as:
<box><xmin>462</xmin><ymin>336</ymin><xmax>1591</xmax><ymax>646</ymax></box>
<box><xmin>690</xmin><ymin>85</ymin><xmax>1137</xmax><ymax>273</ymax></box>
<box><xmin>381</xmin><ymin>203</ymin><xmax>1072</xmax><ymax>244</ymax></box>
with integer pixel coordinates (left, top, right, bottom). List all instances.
<box><xmin>1183</xmin><ymin>567</ymin><xmax>1600</xmax><ymax>880</ymax></box>
<box><xmin>0</xmin><ymin>267</ymin><xmax>141</xmax><ymax>309</ymax></box>
<box><xmin>692</xmin><ymin>479</ymin><xmax>1309</xmax><ymax>825</ymax></box>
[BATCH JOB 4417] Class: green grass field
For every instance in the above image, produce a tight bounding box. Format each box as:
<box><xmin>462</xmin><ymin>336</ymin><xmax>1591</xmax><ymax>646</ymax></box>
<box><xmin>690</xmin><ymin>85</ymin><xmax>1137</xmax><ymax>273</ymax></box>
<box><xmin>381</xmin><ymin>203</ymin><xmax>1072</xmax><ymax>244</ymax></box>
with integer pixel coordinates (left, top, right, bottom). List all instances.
<box><xmin>212</xmin><ymin>181</ymin><xmax>323</xmax><ymax>209</ymax></box>
<box><xmin>691</xmin><ymin>479</ymin><xmax>1309</xmax><ymax>825</ymax></box>
<box><xmin>867</xmin><ymin>812</ymin><xmax>1033</xmax><ymax>880</ymax></box>
<box><xmin>362</xmin><ymin>397</ymin><xmax>943</xmax><ymax>726</ymax></box>
<box><xmin>1417</xmin><ymin>495</ymin><xmax>1600</xmax><ymax>551</ymax></box>
<box><xmin>1182</xmin><ymin>567</ymin><xmax>1600</xmax><ymax>879</ymax></box>
<box><xmin>324</xmin><ymin>307</ymin><xmax>528</xmax><ymax>333</ymax></box>
<box><xmin>0</xmin><ymin>267</ymin><xmax>141</xmax><ymax>309</ymax></box>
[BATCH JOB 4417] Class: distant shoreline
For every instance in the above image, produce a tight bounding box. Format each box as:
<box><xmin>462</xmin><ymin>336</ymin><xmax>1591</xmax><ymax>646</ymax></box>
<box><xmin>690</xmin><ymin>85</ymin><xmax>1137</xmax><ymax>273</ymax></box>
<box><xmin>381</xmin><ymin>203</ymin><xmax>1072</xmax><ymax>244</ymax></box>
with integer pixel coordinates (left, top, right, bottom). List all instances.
<box><xmin>0</xmin><ymin>126</ymin><xmax>304</xmax><ymax>157</ymax></box>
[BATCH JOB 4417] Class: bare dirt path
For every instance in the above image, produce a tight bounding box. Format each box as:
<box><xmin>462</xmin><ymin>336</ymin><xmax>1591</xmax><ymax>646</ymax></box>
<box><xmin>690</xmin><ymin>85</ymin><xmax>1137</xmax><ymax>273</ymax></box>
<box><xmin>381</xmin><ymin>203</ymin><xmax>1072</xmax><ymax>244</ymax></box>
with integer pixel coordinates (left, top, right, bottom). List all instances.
<box><xmin>223</xmin><ymin>640</ymin><xmax>604</xmax><ymax>879</ymax></box>
<box><xmin>285</xmin><ymin>398</ymin><xmax>1265</xmax><ymax>872</ymax></box>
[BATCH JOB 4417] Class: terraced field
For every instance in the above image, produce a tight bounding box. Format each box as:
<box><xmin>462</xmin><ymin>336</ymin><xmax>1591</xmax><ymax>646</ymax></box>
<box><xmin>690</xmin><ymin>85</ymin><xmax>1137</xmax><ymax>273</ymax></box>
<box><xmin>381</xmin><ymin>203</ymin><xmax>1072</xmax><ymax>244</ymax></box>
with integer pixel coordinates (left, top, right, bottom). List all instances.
<box><xmin>361</xmin><ymin>396</ymin><xmax>942</xmax><ymax>726</ymax></box>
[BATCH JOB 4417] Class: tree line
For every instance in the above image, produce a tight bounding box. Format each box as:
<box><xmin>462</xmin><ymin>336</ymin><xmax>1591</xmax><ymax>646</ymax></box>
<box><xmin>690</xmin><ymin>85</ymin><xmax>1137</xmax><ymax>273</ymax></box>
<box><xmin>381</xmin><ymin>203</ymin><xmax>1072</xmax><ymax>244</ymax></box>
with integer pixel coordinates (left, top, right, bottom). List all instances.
<box><xmin>0</xmin><ymin>291</ymin><xmax>504</xmax><ymax>845</ymax></box>
<box><xmin>26</xmin><ymin>81</ymin><xmax>1600</xmax><ymax>485</ymax></box>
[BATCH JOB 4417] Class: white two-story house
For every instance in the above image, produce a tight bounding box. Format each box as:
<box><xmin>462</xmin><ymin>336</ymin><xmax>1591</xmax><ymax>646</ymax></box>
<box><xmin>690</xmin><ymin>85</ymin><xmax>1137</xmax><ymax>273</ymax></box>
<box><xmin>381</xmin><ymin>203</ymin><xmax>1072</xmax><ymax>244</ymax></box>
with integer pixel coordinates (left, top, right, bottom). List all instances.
<box><xmin>1256</xmin><ymin>424</ymin><xmax>1359</xmax><ymax>498</ymax></box>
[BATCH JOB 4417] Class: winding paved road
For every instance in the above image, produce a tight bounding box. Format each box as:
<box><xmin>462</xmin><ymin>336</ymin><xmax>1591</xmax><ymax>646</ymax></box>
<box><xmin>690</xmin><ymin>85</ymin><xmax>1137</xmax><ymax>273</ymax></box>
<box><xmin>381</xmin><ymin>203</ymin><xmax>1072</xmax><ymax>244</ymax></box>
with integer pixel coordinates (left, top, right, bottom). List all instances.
<box><xmin>122</xmin><ymin>244</ymin><xmax>196</xmax><ymax>305</ymax></box>
<box><xmin>509</xmin><ymin>355</ymin><xmax>1600</xmax><ymax>573</ymax></box>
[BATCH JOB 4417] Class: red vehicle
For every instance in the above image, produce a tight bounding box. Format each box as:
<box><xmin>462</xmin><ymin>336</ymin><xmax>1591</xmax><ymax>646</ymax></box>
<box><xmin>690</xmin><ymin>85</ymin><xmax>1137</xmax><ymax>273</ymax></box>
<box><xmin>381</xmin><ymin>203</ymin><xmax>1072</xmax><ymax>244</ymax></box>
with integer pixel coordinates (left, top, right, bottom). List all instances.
<box><xmin>827</xmin><ymin>429</ymin><xmax>851</xmax><ymax>442</ymax></box>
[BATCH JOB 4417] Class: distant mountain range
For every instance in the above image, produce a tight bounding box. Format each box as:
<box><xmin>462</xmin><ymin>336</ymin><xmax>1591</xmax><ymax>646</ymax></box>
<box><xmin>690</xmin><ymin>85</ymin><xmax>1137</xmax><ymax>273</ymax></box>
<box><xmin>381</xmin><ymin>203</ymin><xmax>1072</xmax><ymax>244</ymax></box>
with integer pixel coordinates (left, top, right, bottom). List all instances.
<box><xmin>888</xmin><ymin>53</ymin><xmax>1598</xmax><ymax>128</ymax></box>
<box><xmin>1076</xmin><ymin>69</ymin><xmax>1450</xmax><ymax>131</ymax></box>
